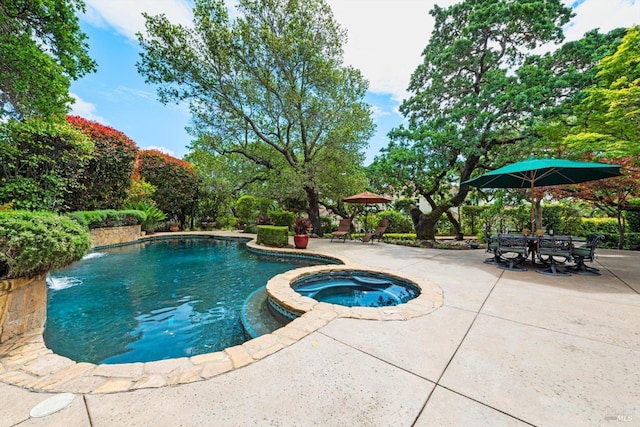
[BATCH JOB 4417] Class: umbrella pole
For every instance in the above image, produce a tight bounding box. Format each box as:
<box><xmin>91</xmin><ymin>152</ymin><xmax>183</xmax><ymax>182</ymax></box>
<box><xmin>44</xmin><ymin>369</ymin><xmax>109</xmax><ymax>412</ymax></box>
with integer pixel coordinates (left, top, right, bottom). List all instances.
<box><xmin>530</xmin><ymin>180</ymin><xmax>536</xmax><ymax>231</ymax></box>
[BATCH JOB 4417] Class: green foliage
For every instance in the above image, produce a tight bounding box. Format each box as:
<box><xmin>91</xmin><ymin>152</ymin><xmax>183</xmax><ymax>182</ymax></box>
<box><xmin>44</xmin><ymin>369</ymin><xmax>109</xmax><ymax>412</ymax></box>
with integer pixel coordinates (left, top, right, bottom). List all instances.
<box><xmin>137</xmin><ymin>0</ymin><xmax>375</xmax><ymax>236</ymax></box>
<box><xmin>392</xmin><ymin>198</ymin><xmax>416</xmax><ymax>214</ymax></box>
<box><xmin>67</xmin><ymin>210</ymin><xmax>146</xmax><ymax>229</ymax></box>
<box><xmin>371</xmin><ymin>0</ymin><xmax>573</xmax><ymax>240</ymax></box>
<box><xmin>0</xmin><ymin>0</ymin><xmax>96</xmax><ymax>119</ymax></box>
<box><xmin>461</xmin><ymin>206</ymin><xmax>485</xmax><ymax>234</ymax></box>
<box><xmin>558</xmin><ymin>27</ymin><xmax>639</xmax><ymax>159</ymax></box>
<box><xmin>137</xmin><ymin>150</ymin><xmax>199</xmax><ymax>226</ymax></box>
<box><xmin>622</xmin><ymin>233</ymin><xmax>640</xmax><ymax>251</ymax></box>
<box><xmin>627</xmin><ymin>202</ymin><xmax>640</xmax><ymax>232</ymax></box>
<box><xmin>256</xmin><ymin>226</ymin><xmax>289</xmax><ymax>248</ymax></box>
<box><xmin>0</xmin><ymin>117</ymin><xmax>93</xmax><ymax>211</ymax></box>
<box><xmin>124</xmin><ymin>177</ymin><xmax>157</xmax><ymax>206</ymax></box>
<box><xmin>216</xmin><ymin>216</ymin><xmax>237</xmax><ymax>229</ymax></box>
<box><xmin>65</xmin><ymin>116</ymin><xmax>139</xmax><ymax>210</ymax></box>
<box><xmin>269</xmin><ymin>209</ymin><xmax>296</xmax><ymax>228</ymax></box>
<box><xmin>543</xmin><ymin>203</ymin><xmax>587</xmax><ymax>235</ymax></box>
<box><xmin>235</xmin><ymin>195</ymin><xmax>259</xmax><ymax>225</ymax></box>
<box><xmin>125</xmin><ymin>201</ymin><xmax>167</xmax><ymax>232</ymax></box>
<box><xmin>0</xmin><ymin>210</ymin><xmax>90</xmax><ymax>279</ymax></box>
<box><xmin>581</xmin><ymin>217</ymin><xmax>619</xmax><ymax>234</ymax></box>
<box><xmin>320</xmin><ymin>216</ymin><xmax>335</xmax><ymax>235</ymax></box>
<box><xmin>373</xmin><ymin>210</ymin><xmax>413</xmax><ymax>233</ymax></box>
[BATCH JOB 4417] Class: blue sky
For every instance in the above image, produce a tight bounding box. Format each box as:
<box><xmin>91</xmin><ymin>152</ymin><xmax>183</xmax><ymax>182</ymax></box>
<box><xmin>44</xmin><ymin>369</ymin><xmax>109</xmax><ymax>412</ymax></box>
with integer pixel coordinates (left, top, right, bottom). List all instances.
<box><xmin>70</xmin><ymin>0</ymin><xmax>639</xmax><ymax>165</ymax></box>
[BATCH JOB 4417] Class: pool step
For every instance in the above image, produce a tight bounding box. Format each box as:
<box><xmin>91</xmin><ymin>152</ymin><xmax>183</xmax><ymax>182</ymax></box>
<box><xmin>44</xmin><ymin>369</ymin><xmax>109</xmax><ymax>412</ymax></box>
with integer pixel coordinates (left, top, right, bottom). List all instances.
<box><xmin>241</xmin><ymin>287</ymin><xmax>289</xmax><ymax>339</ymax></box>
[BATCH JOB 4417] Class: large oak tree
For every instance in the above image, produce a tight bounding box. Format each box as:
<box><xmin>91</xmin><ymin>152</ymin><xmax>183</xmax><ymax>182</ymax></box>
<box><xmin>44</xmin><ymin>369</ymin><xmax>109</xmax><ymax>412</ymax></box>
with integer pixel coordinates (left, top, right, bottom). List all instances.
<box><xmin>137</xmin><ymin>0</ymin><xmax>374</xmax><ymax>235</ymax></box>
<box><xmin>370</xmin><ymin>0</ymin><xmax>574</xmax><ymax>240</ymax></box>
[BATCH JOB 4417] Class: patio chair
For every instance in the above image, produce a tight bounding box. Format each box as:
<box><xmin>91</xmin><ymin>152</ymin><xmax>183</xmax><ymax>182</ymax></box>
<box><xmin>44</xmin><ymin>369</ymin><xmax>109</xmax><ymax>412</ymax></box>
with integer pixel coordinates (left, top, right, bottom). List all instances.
<box><xmin>330</xmin><ymin>218</ymin><xmax>352</xmax><ymax>243</ymax></box>
<box><xmin>483</xmin><ymin>231</ymin><xmax>499</xmax><ymax>264</ymax></box>
<box><xmin>566</xmin><ymin>234</ymin><xmax>605</xmax><ymax>275</ymax></box>
<box><xmin>362</xmin><ymin>219</ymin><xmax>390</xmax><ymax>244</ymax></box>
<box><xmin>536</xmin><ymin>235</ymin><xmax>573</xmax><ymax>277</ymax></box>
<box><xmin>495</xmin><ymin>234</ymin><xmax>529</xmax><ymax>271</ymax></box>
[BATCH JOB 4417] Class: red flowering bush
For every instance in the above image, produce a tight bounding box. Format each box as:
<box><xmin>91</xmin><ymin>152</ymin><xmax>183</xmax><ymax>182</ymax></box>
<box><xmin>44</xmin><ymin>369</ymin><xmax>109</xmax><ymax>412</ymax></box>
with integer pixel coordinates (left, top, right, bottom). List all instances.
<box><xmin>137</xmin><ymin>150</ymin><xmax>199</xmax><ymax>226</ymax></box>
<box><xmin>66</xmin><ymin>116</ymin><xmax>138</xmax><ymax>210</ymax></box>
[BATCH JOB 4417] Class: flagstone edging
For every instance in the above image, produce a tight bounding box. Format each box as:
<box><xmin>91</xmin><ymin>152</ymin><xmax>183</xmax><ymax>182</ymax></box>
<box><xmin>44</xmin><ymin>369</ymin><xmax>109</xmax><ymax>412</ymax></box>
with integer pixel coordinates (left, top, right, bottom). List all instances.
<box><xmin>0</xmin><ymin>234</ymin><xmax>443</xmax><ymax>394</ymax></box>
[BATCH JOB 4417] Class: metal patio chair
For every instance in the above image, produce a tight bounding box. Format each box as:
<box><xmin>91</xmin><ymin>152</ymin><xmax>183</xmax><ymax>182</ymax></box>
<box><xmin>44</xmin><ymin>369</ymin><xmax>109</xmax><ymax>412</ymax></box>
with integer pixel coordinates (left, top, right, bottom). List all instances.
<box><xmin>536</xmin><ymin>235</ymin><xmax>573</xmax><ymax>277</ymax></box>
<box><xmin>495</xmin><ymin>234</ymin><xmax>529</xmax><ymax>271</ymax></box>
<box><xmin>566</xmin><ymin>234</ymin><xmax>605</xmax><ymax>275</ymax></box>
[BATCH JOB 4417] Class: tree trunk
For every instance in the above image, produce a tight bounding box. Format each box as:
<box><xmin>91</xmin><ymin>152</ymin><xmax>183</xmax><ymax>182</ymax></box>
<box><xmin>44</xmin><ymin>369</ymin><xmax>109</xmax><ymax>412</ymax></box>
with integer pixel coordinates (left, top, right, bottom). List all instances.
<box><xmin>617</xmin><ymin>211</ymin><xmax>625</xmax><ymax>249</ymax></box>
<box><xmin>411</xmin><ymin>206</ymin><xmax>449</xmax><ymax>241</ymax></box>
<box><xmin>445</xmin><ymin>210</ymin><xmax>464</xmax><ymax>240</ymax></box>
<box><xmin>305</xmin><ymin>186</ymin><xmax>323</xmax><ymax>237</ymax></box>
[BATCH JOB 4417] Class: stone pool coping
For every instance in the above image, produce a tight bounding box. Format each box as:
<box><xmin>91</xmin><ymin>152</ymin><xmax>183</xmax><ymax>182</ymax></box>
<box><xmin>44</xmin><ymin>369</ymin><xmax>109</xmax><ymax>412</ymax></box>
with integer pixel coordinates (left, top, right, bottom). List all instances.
<box><xmin>0</xmin><ymin>234</ymin><xmax>443</xmax><ymax>394</ymax></box>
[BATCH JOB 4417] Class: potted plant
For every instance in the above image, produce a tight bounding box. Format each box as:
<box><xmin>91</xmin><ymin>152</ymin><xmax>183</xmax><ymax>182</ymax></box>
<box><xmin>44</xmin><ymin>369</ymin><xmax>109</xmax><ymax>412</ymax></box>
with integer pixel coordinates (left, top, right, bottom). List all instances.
<box><xmin>168</xmin><ymin>221</ymin><xmax>179</xmax><ymax>232</ymax></box>
<box><xmin>292</xmin><ymin>216</ymin><xmax>312</xmax><ymax>249</ymax></box>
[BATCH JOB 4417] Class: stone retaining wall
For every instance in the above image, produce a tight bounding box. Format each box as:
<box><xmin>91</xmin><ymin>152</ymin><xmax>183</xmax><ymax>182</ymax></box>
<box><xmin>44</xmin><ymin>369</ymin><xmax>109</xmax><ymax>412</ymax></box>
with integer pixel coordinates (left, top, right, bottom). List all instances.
<box><xmin>89</xmin><ymin>224</ymin><xmax>141</xmax><ymax>248</ymax></box>
<box><xmin>0</xmin><ymin>274</ymin><xmax>47</xmax><ymax>343</ymax></box>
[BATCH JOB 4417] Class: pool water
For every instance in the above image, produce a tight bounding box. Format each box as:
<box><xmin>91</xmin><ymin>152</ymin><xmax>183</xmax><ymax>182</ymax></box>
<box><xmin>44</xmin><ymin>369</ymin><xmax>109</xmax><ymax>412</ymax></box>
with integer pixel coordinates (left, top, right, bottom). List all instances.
<box><xmin>293</xmin><ymin>272</ymin><xmax>420</xmax><ymax>307</ymax></box>
<box><xmin>45</xmin><ymin>238</ymin><xmax>327</xmax><ymax>364</ymax></box>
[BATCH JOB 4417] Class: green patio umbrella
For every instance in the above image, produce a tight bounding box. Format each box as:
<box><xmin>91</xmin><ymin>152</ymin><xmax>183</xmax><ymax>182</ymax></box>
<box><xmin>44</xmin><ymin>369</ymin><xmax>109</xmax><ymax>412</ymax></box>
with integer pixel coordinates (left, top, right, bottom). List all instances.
<box><xmin>462</xmin><ymin>158</ymin><xmax>622</xmax><ymax>228</ymax></box>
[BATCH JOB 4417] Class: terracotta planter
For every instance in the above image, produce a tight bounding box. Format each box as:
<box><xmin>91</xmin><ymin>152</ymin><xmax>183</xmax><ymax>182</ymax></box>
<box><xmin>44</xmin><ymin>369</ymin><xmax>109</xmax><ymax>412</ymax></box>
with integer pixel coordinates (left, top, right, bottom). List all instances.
<box><xmin>293</xmin><ymin>234</ymin><xmax>309</xmax><ymax>249</ymax></box>
<box><xmin>169</xmin><ymin>225</ymin><xmax>179</xmax><ymax>232</ymax></box>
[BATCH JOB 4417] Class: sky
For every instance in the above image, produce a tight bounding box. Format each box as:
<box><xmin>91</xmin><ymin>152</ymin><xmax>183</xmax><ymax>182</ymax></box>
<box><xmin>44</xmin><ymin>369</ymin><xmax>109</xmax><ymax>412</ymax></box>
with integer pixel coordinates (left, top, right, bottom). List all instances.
<box><xmin>70</xmin><ymin>0</ymin><xmax>639</xmax><ymax>165</ymax></box>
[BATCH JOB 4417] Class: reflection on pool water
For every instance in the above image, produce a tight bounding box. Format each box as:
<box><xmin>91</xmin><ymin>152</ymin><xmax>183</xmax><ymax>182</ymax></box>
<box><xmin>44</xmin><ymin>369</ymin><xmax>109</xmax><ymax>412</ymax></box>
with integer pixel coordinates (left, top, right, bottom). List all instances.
<box><xmin>45</xmin><ymin>238</ymin><xmax>329</xmax><ymax>364</ymax></box>
<box><xmin>292</xmin><ymin>271</ymin><xmax>420</xmax><ymax>307</ymax></box>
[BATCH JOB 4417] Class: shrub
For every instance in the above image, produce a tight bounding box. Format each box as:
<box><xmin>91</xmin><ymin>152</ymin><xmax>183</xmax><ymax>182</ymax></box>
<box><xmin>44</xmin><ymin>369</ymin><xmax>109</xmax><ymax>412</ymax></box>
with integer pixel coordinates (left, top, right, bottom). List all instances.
<box><xmin>65</xmin><ymin>116</ymin><xmax>138</xmax><ymax>210</ymax></box>
<box><xmin>125</xmin><ymin>201</ymin><xmax>167</xmax><ymax>232</ymax></box>
<box><xmin>235</xmin><ymin>195</ymin><xmax>258</xmax><ymax>226</ymax></box>
<box><xmin>269</xmin><ymin>209</ymin><xmax>296</xmax><ymax>228</ymax></box>
<box><xmin>0</xmin><ymin>117</ymin><xmax>93</xmax><ymax>212</ymax></box>
<box><xmin>626</xmin><ymin>203</ymin><xmax>640</xmax><ymax>232</ymax></box>
<box><xmin>373</xmin><ymin>210</ymin><xmax>413</xmax><ymax>233</ymax></box>
<box><xmin>256</xmin><ymin>226</ymin><xmax>288</xmax><ymax>247</ymax></box>
<box><xmin>581</xmin><ymin>217</ymin><xmax>619</xmax><ymax>234</ymax></box>
<box><xmin>67</xmin><ymin>210</ymin><xmax>146</xmax><ymax>229</ymax></box>
<box><xmin>138</xmin><ymin>150</ymin><xmax>199</xmax><ymax>227</ymax></box>
<box><xmin>0</xmin><ymin>211</ymin><xmax>91</xmax><ymax>279</ymax></box>
<box><xmin>320</xmin><ymin>216</ymin><xmax>335</xmax><ymax>234</ymax></box>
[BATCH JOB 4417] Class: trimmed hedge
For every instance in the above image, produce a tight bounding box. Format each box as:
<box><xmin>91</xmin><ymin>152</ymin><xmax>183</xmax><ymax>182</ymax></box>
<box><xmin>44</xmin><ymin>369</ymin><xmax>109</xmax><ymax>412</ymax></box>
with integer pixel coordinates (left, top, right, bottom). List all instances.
<box><xmin>269</xmin><ymin>209</ymin><xmax>296</xmax><ymax>228</ymax></box>
<box><xmin>256</xmin><ymin>226</ymin><xmax>289</xmax><ymax>248</ymax></box>
<box><xmin>67</xmin><ymin>210</ymin><xmax>146</xmax><ymax>229</ymax></box>
<box><xmin>0</xmin><ymin>211</ymin><xmax>91</xmax><ymax>279</ymax></box>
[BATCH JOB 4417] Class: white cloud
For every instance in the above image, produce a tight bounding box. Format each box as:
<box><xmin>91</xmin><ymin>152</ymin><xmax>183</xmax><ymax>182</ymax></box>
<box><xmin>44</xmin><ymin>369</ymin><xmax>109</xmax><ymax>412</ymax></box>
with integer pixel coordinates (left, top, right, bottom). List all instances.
<box><xmin>143</xmin><ymin>145</ymin><xmax>177</xmax><ymax>157</ymax></box>
<box><xmin>370</xmin><ymin>104</ymin><xmax>391</xmax><ymax>119</ymax></box>
<box><xmin>563</xmin><ymin>0</ymin><xmax>639</xmax><ymax>42</ymax></box>
<box><xmin>68</xmin><ymin>93</ymin><xmax>109</xmax><ymax>124</ymax></box>
<box><xmin>82</xmin><ymin>0</ymin><xmax>638</xmax><ymax>105</ymax></box>
<box><xmin>328</xmin><ymin>0</ymin><xmax>638</xmax><ymax>103</ymax></box>
<box><xmin>327</xmin><ymin>0</ymin><xmax>458</xmax><ymax>103</ymax></box>
<box><xmin>83</xmin><ymin>0</ymin><xmax>193</xmax><ymax>40</ymax></box>
<box><xmin>115</xmin><ymin>86</ymin><xmax>157</xmax><ymax>101</ymax></box>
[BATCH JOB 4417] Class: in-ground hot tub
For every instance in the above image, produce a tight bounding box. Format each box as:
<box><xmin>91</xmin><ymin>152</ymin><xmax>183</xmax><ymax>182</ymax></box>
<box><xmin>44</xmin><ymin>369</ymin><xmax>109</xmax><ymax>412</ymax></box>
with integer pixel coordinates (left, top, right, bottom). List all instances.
<box><xmin>292</xmin><ymin>270</ymin><xmax>420</xmax><ymax>307</ymax></box>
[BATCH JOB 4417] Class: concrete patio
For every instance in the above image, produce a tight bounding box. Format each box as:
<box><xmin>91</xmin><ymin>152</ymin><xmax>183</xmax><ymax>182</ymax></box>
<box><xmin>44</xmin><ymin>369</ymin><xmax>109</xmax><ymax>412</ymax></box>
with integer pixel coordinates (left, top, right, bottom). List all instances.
<box><xmin>2</xmin><ymin>235</ymin><xmax>639</xmax><ymax>426</ymax></box>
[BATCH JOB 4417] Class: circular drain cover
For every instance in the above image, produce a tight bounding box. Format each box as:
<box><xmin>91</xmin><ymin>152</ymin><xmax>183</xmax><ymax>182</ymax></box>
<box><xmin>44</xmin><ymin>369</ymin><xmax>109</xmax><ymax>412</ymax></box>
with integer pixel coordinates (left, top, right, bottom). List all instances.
<box><xmin>30</xmin><ymin>393</ymin><xmax>75</xmax><ymax>418</ymax></box>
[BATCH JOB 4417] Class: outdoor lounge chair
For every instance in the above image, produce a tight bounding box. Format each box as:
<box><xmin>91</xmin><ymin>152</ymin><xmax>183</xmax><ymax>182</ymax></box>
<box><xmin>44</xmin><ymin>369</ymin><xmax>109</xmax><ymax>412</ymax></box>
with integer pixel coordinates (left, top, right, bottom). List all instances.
<box><xmin>566</xmin><ymin>234</ymin><xmax>605</xmax><ymax>275</ymax></box>
<box><xmin>331</xmin><ymin>218</ymin><xmax>352</xmax><ymax>242</ymax></box>
<box><xmin>536</xmin><ymin>235</ymin><xmax>573</xmax><ymax>276</ymax></box>
<box><xmin>495</xmin><ymin>234</ymin><xmax>529</xmax><ymax>271</ymax></box>
<box><xmin>362</xmin><ymin>219</ymin><xmax>390</xmax><ymax>244</ymax></box>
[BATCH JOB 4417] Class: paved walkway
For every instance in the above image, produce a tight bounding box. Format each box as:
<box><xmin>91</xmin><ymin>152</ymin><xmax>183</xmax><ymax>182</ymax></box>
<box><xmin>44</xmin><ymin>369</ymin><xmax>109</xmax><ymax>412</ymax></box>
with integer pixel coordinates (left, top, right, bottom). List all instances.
<box><xmin>2</xmin><ymin>234</ymin><xmax>639</xmax><ymax>426</ymax></box>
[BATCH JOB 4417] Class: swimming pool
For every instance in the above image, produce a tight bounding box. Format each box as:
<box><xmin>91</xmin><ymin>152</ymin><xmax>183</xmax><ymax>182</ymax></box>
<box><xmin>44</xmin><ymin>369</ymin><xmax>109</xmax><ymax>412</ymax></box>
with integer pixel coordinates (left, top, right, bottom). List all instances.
<box><xmin>45</xmin><ymin>237</ymin><xmax>330</xmax><ymax>364</ymax></box>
